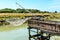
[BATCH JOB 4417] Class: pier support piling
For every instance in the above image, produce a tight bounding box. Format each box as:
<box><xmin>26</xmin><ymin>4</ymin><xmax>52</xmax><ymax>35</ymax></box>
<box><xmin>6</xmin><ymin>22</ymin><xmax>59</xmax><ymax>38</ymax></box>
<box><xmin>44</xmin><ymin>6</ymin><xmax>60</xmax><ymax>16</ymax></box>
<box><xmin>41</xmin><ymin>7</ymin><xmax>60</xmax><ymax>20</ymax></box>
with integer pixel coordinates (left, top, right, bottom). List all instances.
<box><xmin>28</xmin><ymin>27</ymin><xmax>51</xmax><ymax>40</ymax></box>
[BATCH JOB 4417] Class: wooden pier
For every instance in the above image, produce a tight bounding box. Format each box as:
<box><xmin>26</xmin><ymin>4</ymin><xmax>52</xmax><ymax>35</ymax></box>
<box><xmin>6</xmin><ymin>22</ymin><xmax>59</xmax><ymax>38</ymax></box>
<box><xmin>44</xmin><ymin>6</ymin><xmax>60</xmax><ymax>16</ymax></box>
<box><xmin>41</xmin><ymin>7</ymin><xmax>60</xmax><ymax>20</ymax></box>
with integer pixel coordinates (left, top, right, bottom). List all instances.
<box><xmin>28</xmin><ymin>16</ymin><xmax>60</xmax><ymax>40</ymax></box>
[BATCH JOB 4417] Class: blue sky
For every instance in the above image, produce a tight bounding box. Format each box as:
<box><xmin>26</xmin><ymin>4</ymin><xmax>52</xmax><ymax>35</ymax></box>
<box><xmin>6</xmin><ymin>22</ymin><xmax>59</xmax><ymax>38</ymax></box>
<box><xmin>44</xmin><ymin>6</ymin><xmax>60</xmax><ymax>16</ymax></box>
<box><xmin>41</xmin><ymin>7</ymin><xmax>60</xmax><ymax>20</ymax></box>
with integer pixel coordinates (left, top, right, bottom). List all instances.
<box><xmin>0</xmin><ymin>0</ymin><xmax>60</xmax><ymax>12</ymax></box>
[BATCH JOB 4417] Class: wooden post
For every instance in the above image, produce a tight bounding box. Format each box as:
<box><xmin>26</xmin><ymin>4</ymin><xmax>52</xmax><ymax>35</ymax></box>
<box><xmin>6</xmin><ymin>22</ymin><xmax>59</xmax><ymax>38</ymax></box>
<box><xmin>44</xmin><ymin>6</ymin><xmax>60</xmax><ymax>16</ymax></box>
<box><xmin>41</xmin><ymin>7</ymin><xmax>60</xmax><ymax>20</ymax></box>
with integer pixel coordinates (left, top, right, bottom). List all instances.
<box><xmin>28</xmin><ymin>27</ymin><xmax>31</xmax><ymax>40</ymax></box>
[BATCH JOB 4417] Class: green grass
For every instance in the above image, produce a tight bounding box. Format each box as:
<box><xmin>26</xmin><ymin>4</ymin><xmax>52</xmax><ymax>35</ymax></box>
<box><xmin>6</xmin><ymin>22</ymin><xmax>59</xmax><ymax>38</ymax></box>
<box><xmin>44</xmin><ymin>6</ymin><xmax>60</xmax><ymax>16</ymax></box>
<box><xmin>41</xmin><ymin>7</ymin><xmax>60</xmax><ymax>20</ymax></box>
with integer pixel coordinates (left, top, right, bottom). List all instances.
<box><xmin>0</xmin><ymin>23</ymin><xmax>28</xmax><ymax>31</ymax></box>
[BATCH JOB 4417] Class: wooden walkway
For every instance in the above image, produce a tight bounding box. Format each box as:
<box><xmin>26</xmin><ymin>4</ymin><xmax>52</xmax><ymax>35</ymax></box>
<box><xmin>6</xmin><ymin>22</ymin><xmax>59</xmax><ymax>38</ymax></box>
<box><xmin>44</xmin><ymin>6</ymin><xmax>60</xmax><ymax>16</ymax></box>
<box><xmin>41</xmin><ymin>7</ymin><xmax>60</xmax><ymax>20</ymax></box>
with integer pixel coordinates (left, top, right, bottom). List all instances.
<box><xmin>28</xmin><ymin>16</ymin><xmax>60</xmax><ymax>40</ymax></box>
<box><xmin>28</xmin><ymin>18</ymin><xmax>60</xmax><ymax>35</ymax></box>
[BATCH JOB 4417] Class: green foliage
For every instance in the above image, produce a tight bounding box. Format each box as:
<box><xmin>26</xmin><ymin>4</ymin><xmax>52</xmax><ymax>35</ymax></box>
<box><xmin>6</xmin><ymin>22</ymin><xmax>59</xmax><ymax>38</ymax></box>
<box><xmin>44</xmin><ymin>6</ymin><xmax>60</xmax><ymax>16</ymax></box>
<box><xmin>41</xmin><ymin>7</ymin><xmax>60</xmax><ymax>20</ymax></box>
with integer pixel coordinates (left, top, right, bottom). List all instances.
<box><xmin>0</xmin><ymin>8</ymin><xmax>16</xmax><ymax>13</ymax></box>
<box><xmin>55</xmin><ymin>11</ymin><xmax>57</xmax><ymax>13</ymax></box>
<box><xmin>16</xmin><ymin>8</ymin><xmax>25</xmax><ymax>13</ymax></box>
<box><xmin>0</xmin><ymin>8</ymin><xmax>50</xmax><ymax>13</ymax></box>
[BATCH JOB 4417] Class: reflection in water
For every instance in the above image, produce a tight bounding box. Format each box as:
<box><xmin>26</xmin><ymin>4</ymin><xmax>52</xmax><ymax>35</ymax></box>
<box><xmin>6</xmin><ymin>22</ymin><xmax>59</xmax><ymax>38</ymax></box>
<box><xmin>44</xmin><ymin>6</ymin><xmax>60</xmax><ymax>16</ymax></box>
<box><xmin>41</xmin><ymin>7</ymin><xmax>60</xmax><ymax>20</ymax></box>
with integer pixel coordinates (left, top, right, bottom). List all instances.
<box><xmin>0</xmin><ymin>28</ymin><xmax>28</xmax><ymax>40</ymax></box>
<box><xmin>0</xmin><ymin>27</ymin><xmax>60</xmax><ymax>40</ymax></box>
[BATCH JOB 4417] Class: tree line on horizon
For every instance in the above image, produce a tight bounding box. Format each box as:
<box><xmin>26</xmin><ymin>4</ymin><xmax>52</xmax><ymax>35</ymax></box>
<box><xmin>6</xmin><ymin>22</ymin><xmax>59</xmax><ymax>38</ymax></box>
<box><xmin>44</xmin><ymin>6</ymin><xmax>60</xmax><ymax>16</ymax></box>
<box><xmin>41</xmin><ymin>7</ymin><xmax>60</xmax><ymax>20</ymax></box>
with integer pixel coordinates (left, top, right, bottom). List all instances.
<box><xmin>0</xmin><ymin>8</ymin><xmax>57</xmax><ymax>13</ymax></box>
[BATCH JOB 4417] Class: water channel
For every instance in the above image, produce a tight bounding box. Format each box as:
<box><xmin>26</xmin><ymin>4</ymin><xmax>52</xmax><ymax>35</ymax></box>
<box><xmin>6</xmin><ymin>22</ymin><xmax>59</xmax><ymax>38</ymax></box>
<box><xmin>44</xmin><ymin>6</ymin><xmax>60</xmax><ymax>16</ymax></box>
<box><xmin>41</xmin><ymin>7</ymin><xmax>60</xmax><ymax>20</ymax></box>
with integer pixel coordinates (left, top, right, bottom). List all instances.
<box><xmin>0</xmin><ymin>27</ymin><xmax>60</xmax><ymax>40</ymax></box>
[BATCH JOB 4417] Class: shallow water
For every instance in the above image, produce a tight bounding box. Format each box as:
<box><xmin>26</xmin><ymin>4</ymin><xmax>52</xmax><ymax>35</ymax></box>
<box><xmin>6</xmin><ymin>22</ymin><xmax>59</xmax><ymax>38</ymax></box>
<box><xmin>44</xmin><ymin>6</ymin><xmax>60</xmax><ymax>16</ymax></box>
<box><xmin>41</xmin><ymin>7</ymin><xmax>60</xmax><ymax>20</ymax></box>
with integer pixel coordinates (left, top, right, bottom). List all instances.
<box><xmin>0</xmin><ymin>27</ymin><xmax>60</xmax><ymax>40</ymax></box>
<box><xmin>0</xmin><ymin>28</ymin><xmax>28</xmax><ymax>40</ymax></box>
